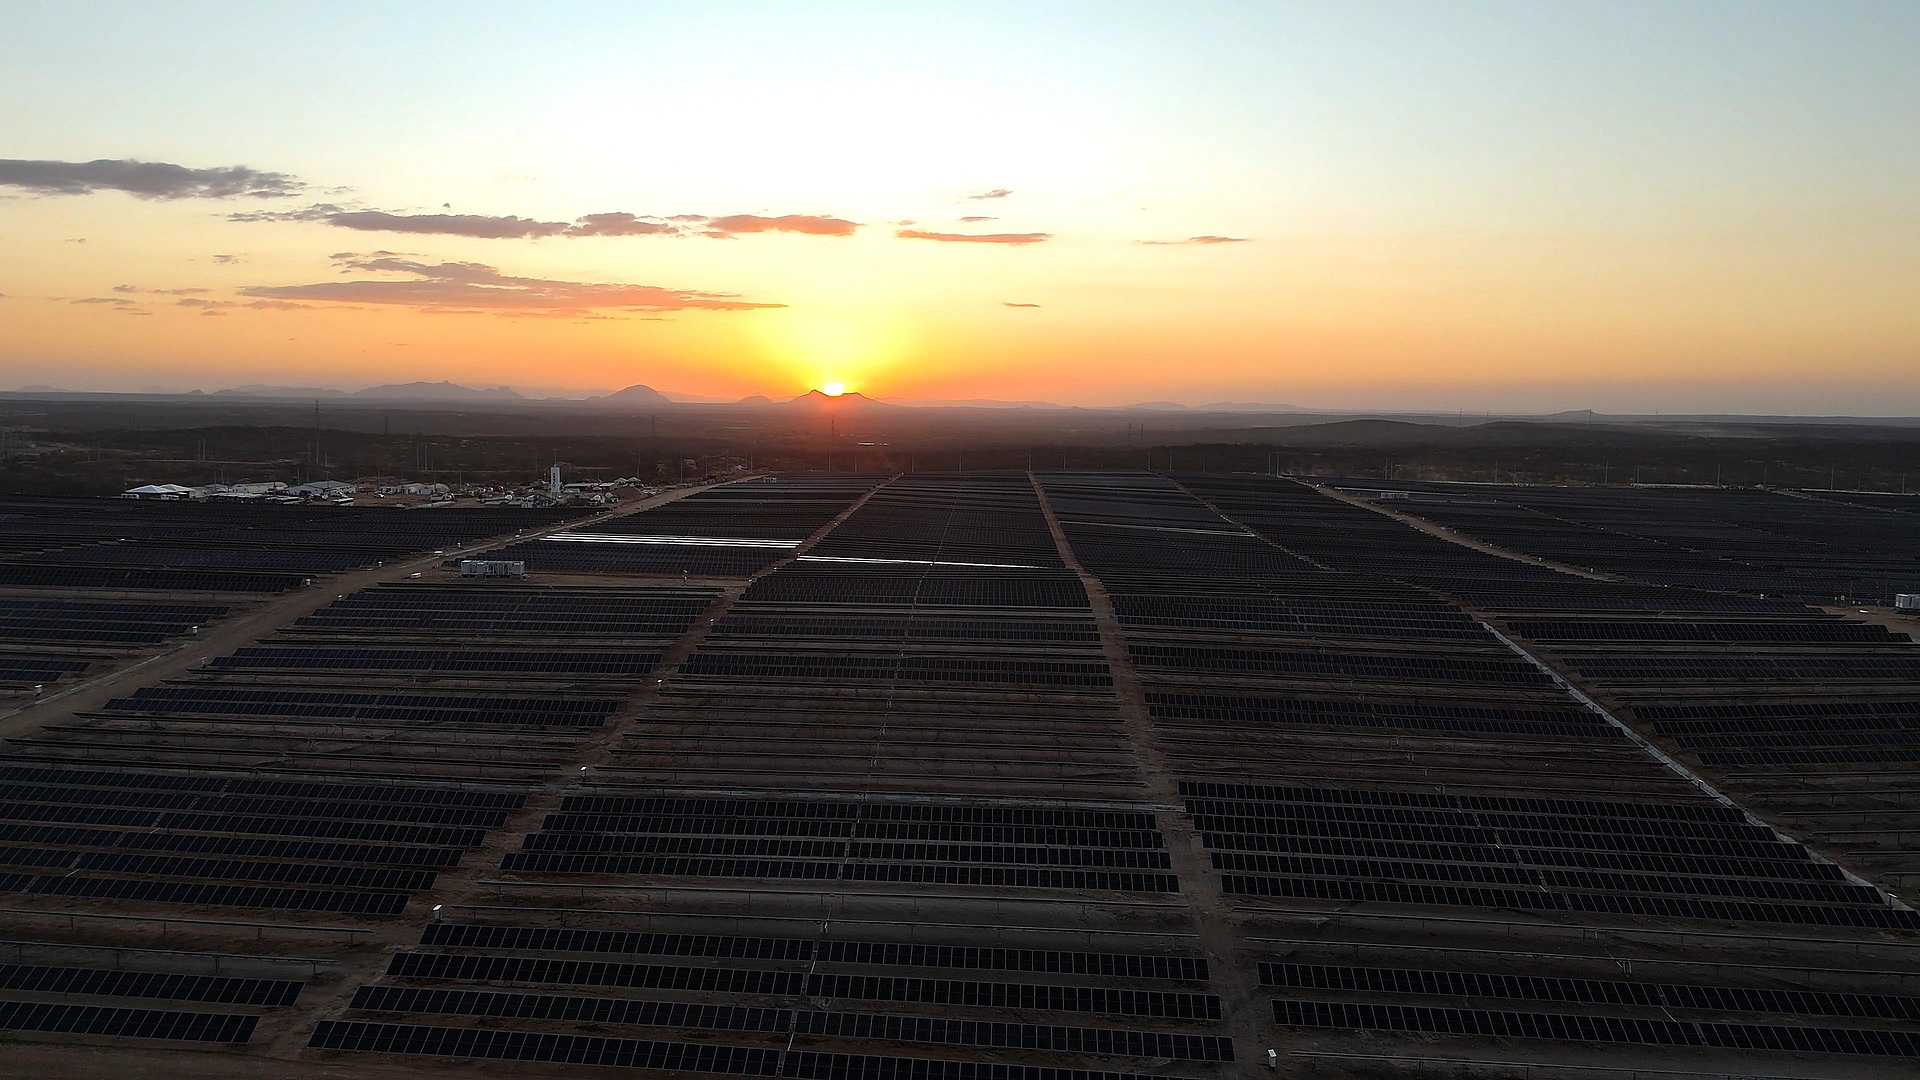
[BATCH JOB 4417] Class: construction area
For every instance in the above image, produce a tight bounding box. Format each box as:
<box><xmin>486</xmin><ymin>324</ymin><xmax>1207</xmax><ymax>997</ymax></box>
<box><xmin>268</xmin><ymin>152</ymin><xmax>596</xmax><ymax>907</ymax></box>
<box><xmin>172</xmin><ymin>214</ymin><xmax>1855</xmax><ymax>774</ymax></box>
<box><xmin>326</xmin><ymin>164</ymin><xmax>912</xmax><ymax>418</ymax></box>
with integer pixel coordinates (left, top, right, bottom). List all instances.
<box><xmin>1</xmin><ymin>472</ymin><xmax>1919</xmax><ymax>1078</ymax></box>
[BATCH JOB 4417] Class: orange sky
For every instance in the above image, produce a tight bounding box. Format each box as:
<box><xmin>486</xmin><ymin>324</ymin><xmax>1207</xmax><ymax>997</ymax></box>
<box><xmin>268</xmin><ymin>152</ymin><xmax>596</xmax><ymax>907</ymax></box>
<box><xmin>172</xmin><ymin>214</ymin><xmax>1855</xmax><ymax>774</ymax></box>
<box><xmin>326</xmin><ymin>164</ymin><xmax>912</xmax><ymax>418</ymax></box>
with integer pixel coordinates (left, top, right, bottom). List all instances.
<box><xmin>3</xmin><ymin>4</ymin><xmax>1917</xmax><ymax>412</ymax></box>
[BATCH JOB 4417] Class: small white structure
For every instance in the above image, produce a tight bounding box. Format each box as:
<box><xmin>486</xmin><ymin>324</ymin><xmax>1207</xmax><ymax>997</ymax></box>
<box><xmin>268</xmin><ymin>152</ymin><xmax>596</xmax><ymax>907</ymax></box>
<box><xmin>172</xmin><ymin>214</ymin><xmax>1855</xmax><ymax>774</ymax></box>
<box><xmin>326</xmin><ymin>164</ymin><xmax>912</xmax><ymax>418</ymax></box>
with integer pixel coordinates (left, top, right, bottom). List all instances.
<box><xmin>549</xmin><ymin>465</ymin><xmax>563</xmax><ymax>497</ymax></box>
<box><xmin>460</xmin><ymin>559</ymin><xmax>527</xmax><ymax>578</ymax></box>
<box><xmin>1897</xmin><ymin>594</ymin><xmax>1920</xmax><ymax>612</ymax></box>
<box><xmin>119</xmin><ymin>483</ymin><xmax>196</xmax><ymax>499</ymax></box>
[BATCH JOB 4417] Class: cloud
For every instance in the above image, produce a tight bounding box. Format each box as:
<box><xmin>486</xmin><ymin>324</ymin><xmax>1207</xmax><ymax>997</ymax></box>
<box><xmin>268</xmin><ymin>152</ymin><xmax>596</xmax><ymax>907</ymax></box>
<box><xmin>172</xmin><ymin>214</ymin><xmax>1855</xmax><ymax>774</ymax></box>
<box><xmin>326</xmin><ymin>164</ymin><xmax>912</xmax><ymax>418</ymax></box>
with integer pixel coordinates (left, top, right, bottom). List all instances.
<box><xmin>211</xmin><ymin>254</ymin><xmax>243</xmax><ymax>265</ymax></box>
<box><xmin>328</xmin><ymin>210</ymin><xmax>574</xmax><ymax>238</ymax></box>
<box><xmin>959</xmin><ymin>215</ymin><xmax>997</xmax><ymax>223</ymax></box>
<box><xmin>115</xmin><ymin>285</ymin><xmax>212</xmax><ymax>296</ymax></box>
<box><xmin>1140</xmin><ymin>235</ymin><xmax>1252</xmax><ymax>245</ymax></box>
<box><xmin>703</xmin><ymin>214</ymin><xmax>858</xmax><ymax>237</ymax></box>
<box><xmin>1003</xmin><ymin>302</ymin><xmax>1042</xmax><ymax>308</ymax></box>
<box><xmin>897</xmin><ymin>229</ymin><xmax>1051</xmax><ymax>245</ymax></box>
<box><xmin>233</xmin><ymin>205</ymin><xmax>856</xmax><ymax>239</ymax></box>
<box><xmin>0</xmin><ymin>158</ymin><xmax>302</xmax><ymax>199</ymax></box>
<box><xmin>72</xmin><ymin>296</ymin><xmax>135</xmax><ymax>306</ymax></box>
<box><xmin>240</xmin><ymin>254</ymin><xmax>783</xmax><ymax>312</ymax></box>
<box><xmin>567</xmin><ymin>212</ymin><xmax>675</xmax><ymax>237</ymax></box>
<box><xmin>966</xmin><ymin>188</ymin><xmax>1014</xmax><ymax>200</ymax></box>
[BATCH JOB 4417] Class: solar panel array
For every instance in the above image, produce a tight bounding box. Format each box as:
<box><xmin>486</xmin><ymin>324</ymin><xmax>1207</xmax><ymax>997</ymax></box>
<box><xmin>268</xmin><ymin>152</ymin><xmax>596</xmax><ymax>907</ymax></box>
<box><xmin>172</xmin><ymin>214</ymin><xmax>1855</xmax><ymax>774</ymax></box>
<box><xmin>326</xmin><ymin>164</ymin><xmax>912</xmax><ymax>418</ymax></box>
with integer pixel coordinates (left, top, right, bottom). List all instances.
<box><xmin>309</xmin><ymin>474</ymin><xmax>1231</xmax><ymax>1077</ymax></box>
<box><xmin>1038</xmin><ymin>471</ymin><xmax>1920</xmax><ymax>1069</ymax></box>
<box><xmin>1267</xmin><ymin>476</ymin><xmax>1920</xmax><ymax>904</ymax></box>
<box><xmin>6</xmin><ymin>471</ymin><xmax>1919</xmax><ymax>1075</ymax></box>
<box><xmin>0</xmin><ymin>496</ymin><xmax>582</xmax><ymax>697</ymax></box>
<box><xmin>480</xmin><ymin>475</ymin><xmax>881</xmax><ymax>576</ymax></box>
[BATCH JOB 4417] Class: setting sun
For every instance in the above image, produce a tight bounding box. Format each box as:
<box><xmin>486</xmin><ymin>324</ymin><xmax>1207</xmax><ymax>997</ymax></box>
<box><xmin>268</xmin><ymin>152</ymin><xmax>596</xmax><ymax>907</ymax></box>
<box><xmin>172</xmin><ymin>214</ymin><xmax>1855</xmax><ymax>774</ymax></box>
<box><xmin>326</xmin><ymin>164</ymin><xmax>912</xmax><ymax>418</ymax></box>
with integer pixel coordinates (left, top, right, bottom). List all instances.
<box><xmin>821</xmin><ymin>382</ymin><xmax>846</xmax><ymax>397</ymax></box>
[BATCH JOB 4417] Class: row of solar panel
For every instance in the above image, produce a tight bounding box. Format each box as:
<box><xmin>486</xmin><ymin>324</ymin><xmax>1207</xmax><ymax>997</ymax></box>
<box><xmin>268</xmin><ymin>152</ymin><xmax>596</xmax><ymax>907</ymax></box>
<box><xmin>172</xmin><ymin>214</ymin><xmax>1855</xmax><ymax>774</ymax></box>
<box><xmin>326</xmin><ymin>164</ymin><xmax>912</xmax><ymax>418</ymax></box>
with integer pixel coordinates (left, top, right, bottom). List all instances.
<box><xmin>211</xmin><ymin>647</ymin><xmax>663</xmax><ymax>675</ymax></box>
<box><xmin>0</xmin><ymin>764</ymin><xmax>528</xmax><ymax>806</ymax></box>
<box><xmin>1183</xmin><ymin>801</ymin><xmax>1772</xmax><ymax>843</ymax></box>
<box><xmin>311</xmin><ymin>589</ymin><xmax>714</xmax><ymax>611</ymax></box>
<box><xmin>0</xmin><ymin>823</ymin><xmax>463</xmax><ymax>867</ymax></box>
<box><xmin>1262</xmin><ymin>962</ymin><xmax>1920</xmax><ymax>1020</ymax></box>
<box><xmin>309</xmin><ymin>1021</ymin><xmax>1194</xmax><ymax>1079</ymax></box>
<box><xmin>1208</xmin><ymin>852</ymin><xmax>1873</xmax><ymax>904</ymax></box>
<box><xmin>1129</xmin><ymin>645</ymin><xmax>1551</xmax><ymax>685</ymax></box>
<box><xmin>20</xmin><ymin>545</ymin><xmax>377</xmax><ymax>572</ymax></box>
<box><xmin>0</xmin><ymin>656</ymin><xmax>91</xmax><ymax>683</ymax></box>
<box><xmin>1190</xmin><ymin>814</ymin><xmax>1803</xmax><ymax>862</ymax></box>
<box><xmin>418</xmin><ymin>923</ymin><xmax>1207</xmax><ymax>980</ymax></box>
<box><xmin>1701</xmin><ymin>747</ymin><xmax>1920</xmax><ymax>767</ymax></box>
<box><xmin>741</xmin><ymin>578</ymin><xmax>1091</xmax><ymax>608</ymax></box>
<box><xmin>1638</xmin><ymin>699</ymin><xmax>1920</xmax><ymax>721</ymax></box>
<box><xmin>680</xmin><ymin>656</ymin><xmax>1114</xmax><ymax>687</ymax></box>
<box><xmin>1659</xmin><ymin>716</ymin><xmax>1920</xmax><ymax>738</ymax></box>
<box><xmin>109</xmin><ymin>686</ymin><xmax>620</xmax><ymax>726</ymax></box>
<box><xmin>0</xmin><ymin>804</ymin><xmax>487</xmax><ymax>846</ymax></box>
<box><xmin>1505</xmin><ymin>619</ymin><xmax>1897</xmax><ymax>644</ymax></box>
<box><xmin>1223</xmin><ymin>875</ymin><xmax>1920</xmax><ymax>929</ymax></box>
<box><xmin>488</xmin><ymin>543</ymin><xmax>784</xmax><ymax>576</ymax></box>
<box><xmin>1274</xmin><ymin>999</ymin><xmax>1920</xmax><ymax>1056</ymax></box>
<box><xmin>384</xmin><ymin>954</ymin><xmax>1222</xmax><ymax>1018</ymax></box>
<box><xmin>500</xmin><ymin>855</ymin><xmax>1176</xmax><ymax>892</ymax></box>
<box><xmin>715</xmin><ymin>616</ymin><xmax>1101</xmax><ymax>643</ymax></box>
<box><xmin>0</xmin><ymin>964</ymin><xmax>301</xmax><ymax>1006</ymax></box>
<box><xmin>0</xmin><ymin>872</ymin><xmax>408</xmax><ymax>915</ymax></box>
<box><xmin>0</xmin><ymin>787</ymin><xmax>519</xmax><ymax>826</ymax></box>
<box><xmin>1179</xmin><ymin>781</ymin><xmax>1745</xmax><ymax>821</ymax></box>
<box><xmin>522</xmin><ymin>828</ymin><xmax>1166</xmax><ymax>851</ymax></box>
<box><xmin>1204</xmin><ymin>831</ymin><xmax>1838</xmax><ymax>881</ymax></box>
<box><xmin>0</xmin><ymin>600</ymin><xmax>231</xmax><ymax>618</ymax></box>
<box><xmin>0</xmin><ymin>1001</ymin><xmax>257</xmax><ymax>1044</ymax></box>
<box><xmin>346</xmin><ymin>986</ymin><xmax>1231</xmax><ymax>1061</ymax></box>
<box><xmin>510</xmin><ymin>841</ymin><xmax>1172</xmax><ymax>868</ymax></box>
<box><xmin>1147</xmin><ymin>701</ymin><xmax>1615</xmax><ymax>739</ymax></box>
<box><xmin>554</xmin><ymin>797</ymin><xmax>1159</xmax><ymax>829</ymax></box>
<box><xmin>0</xmin><ymin>628</ymin><xmax>189</xmax><ymax>646</ymax></box>
<box><xmin>1566</xmin><ymin>656</ymin><xmax>1920</xmax><ymax>681</ymax></box>
<box><xmin>0</xmin><ymin>848</ymin><xmax>434</xmax><ymax>891</ymax></box>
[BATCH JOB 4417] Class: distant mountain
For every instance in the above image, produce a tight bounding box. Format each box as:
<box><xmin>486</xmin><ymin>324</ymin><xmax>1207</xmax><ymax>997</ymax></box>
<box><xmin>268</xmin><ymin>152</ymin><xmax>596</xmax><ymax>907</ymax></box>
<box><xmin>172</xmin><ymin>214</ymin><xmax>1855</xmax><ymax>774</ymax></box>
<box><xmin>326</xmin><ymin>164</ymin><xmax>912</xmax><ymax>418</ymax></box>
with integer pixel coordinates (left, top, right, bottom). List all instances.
<box><xmin>15</xmin><ymin>384</ymin><xmax>65</xmax><ymax>393</ymax></box>
<box><xmin>1122</xmin><ymin>401</ymin><xmax>1191</xmax><ymax>411</ymax></box>
<box><xmin>786</xmin><ymin>390</ymin><xmax>894</xmax><ymax>409</ymax></box>
<box><xmin>658</xmin><ymin>391</ymin><xmax>738</xmax><ymax>403</ymax></box>
<box><xmin>735</xmin><ymin>394</ymin><xmax>773</xmax><ymax>406</ymax></box>
<box><xmin>353</xmin><ymin>381</ymin><xmax>524</xmax><ymax>401</ymax></box>
<box><xmin>1194</xmin><ymin>401</ymin><xmax>1307</xmax><ymax>412</ymax></box>
<box><xmin>596</xmin><ymin>384</ymin><xmax>672</xmax><ymax>405</ymax></box>
<box><xmin>214</xmin><ymin>384</ymin><xmax>349</xmax><ymax>398</ymax></box>
<box><xmin>883</xmin><ymin>397</ymin><xmax>1063</xmax><ymax>409</ymax></box>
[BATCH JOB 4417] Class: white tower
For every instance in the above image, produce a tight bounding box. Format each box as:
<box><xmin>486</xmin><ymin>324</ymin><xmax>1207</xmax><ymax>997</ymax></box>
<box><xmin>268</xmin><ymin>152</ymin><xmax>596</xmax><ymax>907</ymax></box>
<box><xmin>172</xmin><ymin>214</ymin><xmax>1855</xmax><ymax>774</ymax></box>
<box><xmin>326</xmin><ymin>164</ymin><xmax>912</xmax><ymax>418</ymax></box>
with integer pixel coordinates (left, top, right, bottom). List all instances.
<box><xmin>549</xmin><ymin>464</ymin><xmax>561</xmax><ymax>496</ymax></box>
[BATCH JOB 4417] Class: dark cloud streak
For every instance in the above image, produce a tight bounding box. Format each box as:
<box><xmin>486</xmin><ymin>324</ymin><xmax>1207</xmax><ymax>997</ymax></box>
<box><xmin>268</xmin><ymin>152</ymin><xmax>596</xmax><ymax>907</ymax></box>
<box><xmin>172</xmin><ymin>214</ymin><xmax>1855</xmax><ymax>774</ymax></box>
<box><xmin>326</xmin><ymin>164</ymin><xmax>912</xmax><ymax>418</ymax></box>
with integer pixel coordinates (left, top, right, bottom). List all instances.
<box><xmin>1140</xmin><ymin>235</ymin><xmax>1252</xmax><ymax>245</ymax></box>
<box><xmin>897</xmin><ymin>229</ymin><xmax>1051</xmax><ymax>245</ymax></box>
<box><xmin>241</xmin><ymin>254</ymin><xmax>782</xmax><ymax>312</ymax></box>
<box><xmin>0</xmin><ymin>158</ymin><xmax>302</xmax><ymax>199</ymax></box>
<box><xmin>233</xmin><ymin>205</ymin><xmax>856</xmax><ymax>239</ymax></box>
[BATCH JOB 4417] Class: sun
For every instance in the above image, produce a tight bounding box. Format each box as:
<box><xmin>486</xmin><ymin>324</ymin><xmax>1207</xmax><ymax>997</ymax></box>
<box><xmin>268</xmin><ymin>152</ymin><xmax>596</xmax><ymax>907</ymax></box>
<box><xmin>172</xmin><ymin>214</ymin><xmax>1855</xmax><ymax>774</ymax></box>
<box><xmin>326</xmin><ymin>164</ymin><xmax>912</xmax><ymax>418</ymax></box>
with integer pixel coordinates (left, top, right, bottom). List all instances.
<box><xmin>821</xmin><ymin>381</ymin><xmax>846</xmax><ymax>397</ymax></box>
